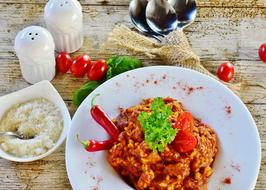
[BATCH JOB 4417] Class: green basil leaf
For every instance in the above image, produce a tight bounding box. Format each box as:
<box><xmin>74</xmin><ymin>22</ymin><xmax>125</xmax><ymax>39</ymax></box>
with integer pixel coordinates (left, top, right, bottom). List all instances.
<box><xmin>106</xmin><ymin>56</ymin><xmax>143</xmax><ymax>80</ymax></box>
<box><xmin>72</xmin><ymin>81</ymin><xmax>101</xmax><ymax>106</ymax></box>
<box><xmin>72</xmin><ymin>56</ymin><xmax>143</xmax><ymax>107</ymax></box>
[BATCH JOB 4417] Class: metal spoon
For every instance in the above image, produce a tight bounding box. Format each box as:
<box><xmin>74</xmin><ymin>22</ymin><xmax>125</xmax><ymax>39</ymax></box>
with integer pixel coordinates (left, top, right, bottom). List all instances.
<box><xmin>129</xmin><ymin>0</ymin><xmax>196</xmax><ymax>39</ymax></box>
<box><xmin>168</xmin><ymin>0</ymin><xmax>197</xmax><ymax>29</ymax></box>
<box><xmin>129</xmin><ymin>0</ymin><xmax>163</xmax><ymax>40</ymax></box>
<box><xmin>146</xmin><ymin>0</ymin><xmax>178</xmax><ymax>35</ymax></box>
<box><xmin>0</xmin><ymin>131</ymin><xmax>31</xmax><ymax>140</ymax></box>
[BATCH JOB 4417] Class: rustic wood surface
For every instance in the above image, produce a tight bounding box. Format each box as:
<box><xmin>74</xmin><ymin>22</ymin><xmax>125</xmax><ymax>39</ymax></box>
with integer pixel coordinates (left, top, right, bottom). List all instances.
<box><xmin>0</xmin><ymin>0</ymin><xmax>265</xmax><ymax>189</ymax></box>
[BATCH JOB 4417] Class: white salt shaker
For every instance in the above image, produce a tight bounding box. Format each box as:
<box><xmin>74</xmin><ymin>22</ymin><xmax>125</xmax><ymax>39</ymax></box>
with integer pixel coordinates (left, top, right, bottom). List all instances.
<box><xmin>44</xmin><ymin>0</ymin><xmax>83</xmax><ymax>53</ymax></box>
<box><xmin>15</xmin><ymin>26</ymin><xmax>56</xmax><ymax>84</ymax></box>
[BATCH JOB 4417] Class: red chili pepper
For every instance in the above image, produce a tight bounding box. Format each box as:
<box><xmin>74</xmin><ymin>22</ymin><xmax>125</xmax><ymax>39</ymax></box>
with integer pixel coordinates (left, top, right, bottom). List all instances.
<box><xmin>77</xmin><ymin>135</ymin><xmax>114</xmax><ymax>152</ymax></box>
<box><xmin>90</xmin><ymin>94</ymin><xmax>120</xmax><ymax>140</ymax></box>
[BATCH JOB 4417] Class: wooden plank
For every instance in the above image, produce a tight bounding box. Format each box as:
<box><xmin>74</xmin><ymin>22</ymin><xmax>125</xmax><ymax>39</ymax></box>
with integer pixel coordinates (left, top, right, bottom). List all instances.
<box><xmin>0</xmin><ymin>145</ymin><xmax>71</xmax><ymax>190</ymax></box>
<box><xmin>202</xmin><ymin>61</ymin><xmax>266</xmax><ymax>104</ymax></box>
<box><xmin>0</xmin><ymin>103</ymin><xmax>264</xmax><ymax>189</ymax></box>
<box><xmin>1</xmin><ymin>59</ymin><xmax>266</xmax><ymax>104</ymax></box>
<box><xmin>0</xmin><ymin>0</ymin><xmax>265</xmax><ymax>8</ymax></box>
<box><xmin>0</xmin><ymin>4</ymin><xmax>265</xmax><ymax>61</ymax></box>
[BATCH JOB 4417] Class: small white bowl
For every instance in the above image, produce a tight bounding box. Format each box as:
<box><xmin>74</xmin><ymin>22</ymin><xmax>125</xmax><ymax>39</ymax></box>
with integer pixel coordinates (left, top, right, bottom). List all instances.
<box><xmin>0</xmin><ymin>80</ymin><xmax>71</xmax><ymax>162</ymax></box>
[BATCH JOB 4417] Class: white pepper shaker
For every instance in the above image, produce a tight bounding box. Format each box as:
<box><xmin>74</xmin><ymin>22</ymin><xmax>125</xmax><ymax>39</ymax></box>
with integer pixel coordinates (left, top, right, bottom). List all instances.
<box><xmin>14</xmin><ymin>26</ymin><xmax>56</xmax><ymax>84</ymax></box>
<box><xmin>44</xmin><ymin>0</ymin><xmax>83</xmax><ymax>53</ymax></box>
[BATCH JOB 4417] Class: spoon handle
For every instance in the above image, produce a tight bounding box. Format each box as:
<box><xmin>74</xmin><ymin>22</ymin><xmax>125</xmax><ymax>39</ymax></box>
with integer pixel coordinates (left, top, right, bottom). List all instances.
<box><xmin>138</xmin><ymin>31</ymin><xmax>164</xmax><ymax>42</ymax></box>
<box><xmin>0</xmin><ymin>131</ymin><xmax>20</xmax><ymax>138</ymax></box>
<box><xmin>150</xmin><ymin>34</ymin><xmax>163</xmax><ymax>42</ymax></box>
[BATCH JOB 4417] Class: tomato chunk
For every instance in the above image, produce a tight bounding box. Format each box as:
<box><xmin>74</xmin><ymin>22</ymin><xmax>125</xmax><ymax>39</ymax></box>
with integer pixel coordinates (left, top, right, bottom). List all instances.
<box><xmin>172</xmin><ymin>131</ymin><xmax>197</xmax><ymax>153</ymax></box>
<box><xmin>174</xmin><ymin>112</ymin><xmax>194</xmax><ymax>133</ymax></box>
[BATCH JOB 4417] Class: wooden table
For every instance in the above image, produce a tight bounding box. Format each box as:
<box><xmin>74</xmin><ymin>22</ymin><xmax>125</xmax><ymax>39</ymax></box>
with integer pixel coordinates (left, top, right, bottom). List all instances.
<box><xmin>0</xmin><ymin>0</ymin><xmax>265</xmax><ymax>189</ymax></box>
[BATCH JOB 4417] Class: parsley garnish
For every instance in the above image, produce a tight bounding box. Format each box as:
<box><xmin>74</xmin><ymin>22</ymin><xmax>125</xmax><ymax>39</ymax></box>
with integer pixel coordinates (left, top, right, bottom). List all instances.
<box><xmin>138</xmin><ymin>97</ymin><xmax>178</xmax><ymax>152</ymax></box>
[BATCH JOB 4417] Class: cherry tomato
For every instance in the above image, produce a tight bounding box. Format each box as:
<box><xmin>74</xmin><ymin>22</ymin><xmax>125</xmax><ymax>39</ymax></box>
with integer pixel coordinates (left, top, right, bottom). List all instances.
<box><xmin>87</xmin><ymin>59</ymin><xmax>108</xmax><ymax>81</ymax></box>
<box><xmin>174</xmin><ymin>112</ymin><xmax>194</xmax><ymax>133</ymax></box>
<box><xmin>259</xmin><ymin>43</ymin><xmax>266</xmax><ymax>63</ymax></box>
<box><xmin>172</xmin><ymin>131</ymin><xmax>197</xmax><ymax>153</ymax></box>
<box><xmin>71</xmin><ymin>55</ymin><xmax>91</xmax><ymax>77</ymax></box>
<box><xmin>217</xmin><ymin>62</ymin><xmax>235</xmax><ymax>82</ymax></box>
<box><xmin>56</xmin><ymin>52</ymin><xmax>72</xmax><ymax>74</ymax></box>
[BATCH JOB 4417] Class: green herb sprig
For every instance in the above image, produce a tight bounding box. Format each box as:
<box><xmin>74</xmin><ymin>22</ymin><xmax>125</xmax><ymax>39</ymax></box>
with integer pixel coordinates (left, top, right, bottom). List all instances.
<box><xmin>138</xmin><ymin>97</ymin><xmax>177</xmax><ymax>152</ymax></box>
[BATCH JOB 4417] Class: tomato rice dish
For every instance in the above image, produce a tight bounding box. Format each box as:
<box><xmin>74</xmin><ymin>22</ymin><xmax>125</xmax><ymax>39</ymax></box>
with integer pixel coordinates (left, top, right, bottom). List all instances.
<box><xmin>108</xmin><ymin>97</ymin><xmax>218</xmax><ymax>190</ymax></box>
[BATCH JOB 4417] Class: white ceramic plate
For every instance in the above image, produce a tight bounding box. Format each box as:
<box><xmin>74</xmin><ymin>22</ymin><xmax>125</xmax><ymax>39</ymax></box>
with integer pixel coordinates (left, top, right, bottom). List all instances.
<box><xmin>66</xmin><ymin>66</ymin><xmax>261</xmax><ymax>190</ymax></box>
<box><xmin>0</xmin><ymin>80</ymin><xmax>71</xmax><ymax>162</ymax></box>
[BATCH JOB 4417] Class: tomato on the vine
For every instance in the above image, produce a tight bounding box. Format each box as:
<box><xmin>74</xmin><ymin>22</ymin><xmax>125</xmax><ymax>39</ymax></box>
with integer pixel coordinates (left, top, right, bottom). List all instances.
<box><xmin>172</xmin><ymin>131</ymin><xmax>197</xmax><ymax>153</ymax></box>
<box><xmin>174</xmin><ymin>112</ymin><xmax>194</xmax><ymax>133</ymax></box>
<box><xmin>71</xmin><ymin>55</ymin><xmax>91</xmax><ymax>77</ymax></box>
<box><xmin>56</xmin><ymin>52</ymin><xmax>72</xmax><ymax>74</ymax></box>
<box><xmin>259</xmin><ymin>43</ymin><xmax>266</xmax><ymax>63</ymax></box>
<box><xmin>87</xmin><ymin>59</ymin><xmax>108</xmax><ymax>81</ymax></box>
<box><xmin>217</xmin><ymin>62</ymin><xmax>235</xmax><ymax>82</ymax></box>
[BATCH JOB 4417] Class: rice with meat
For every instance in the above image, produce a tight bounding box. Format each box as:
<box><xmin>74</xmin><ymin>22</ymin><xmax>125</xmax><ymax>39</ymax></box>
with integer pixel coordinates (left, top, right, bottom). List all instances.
<box><xmin>108</xmin><ymin>97</ymin><xmax>218</xmax><ymax>190</ymax></box>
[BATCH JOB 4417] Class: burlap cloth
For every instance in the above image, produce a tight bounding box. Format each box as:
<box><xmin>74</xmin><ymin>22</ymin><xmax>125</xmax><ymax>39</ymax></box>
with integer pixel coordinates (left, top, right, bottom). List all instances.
<box><xmin>100</xmin><ymin>25</ymin><xmax>240</xmax><ymax>95</ymax></box>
